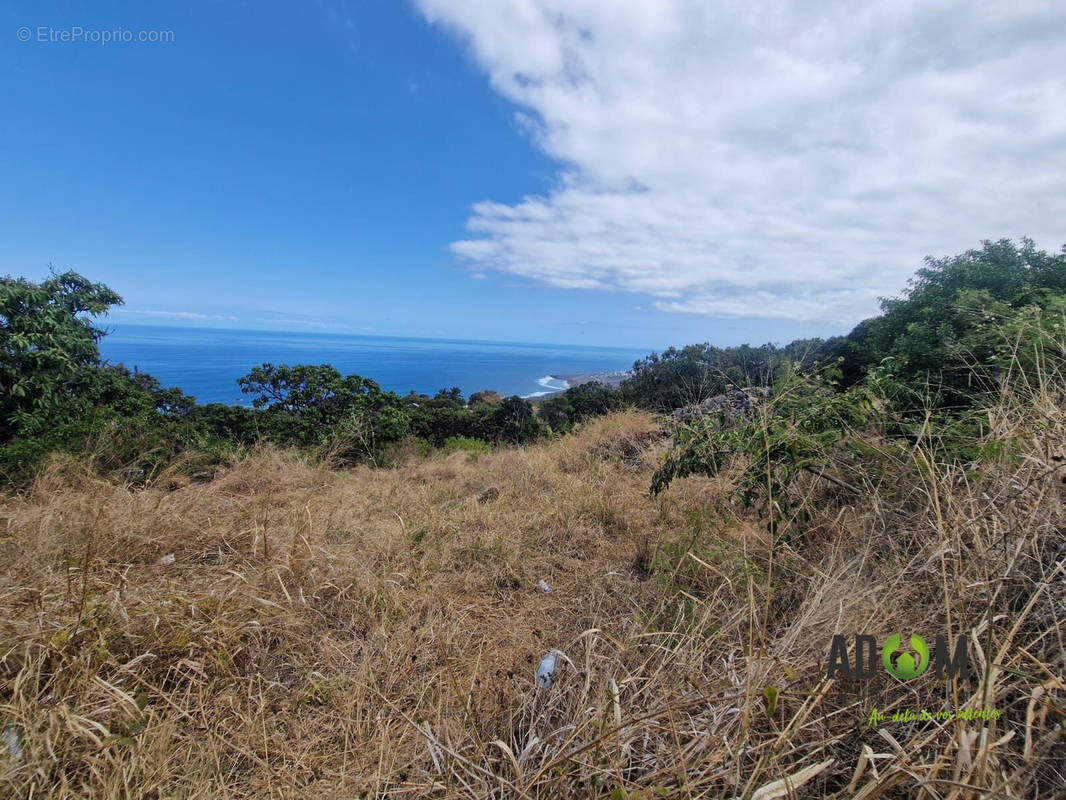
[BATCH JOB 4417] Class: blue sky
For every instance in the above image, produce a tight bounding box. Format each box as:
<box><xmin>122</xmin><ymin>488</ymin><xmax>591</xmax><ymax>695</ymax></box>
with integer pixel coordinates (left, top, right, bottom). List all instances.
<box><xmin>3</xmin><ymin>1</ymin><xmax>1064</xmax><ymax>350</ymax></box>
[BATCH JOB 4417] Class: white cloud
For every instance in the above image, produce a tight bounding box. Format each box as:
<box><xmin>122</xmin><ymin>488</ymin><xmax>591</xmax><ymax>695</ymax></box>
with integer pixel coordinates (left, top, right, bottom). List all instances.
<box><xmin>115</xmin><ymin>309</ymin><xmax>239</xmax><ymax>321</ymax></box>
<box><xmin>416</xmin><ymin>0</ymin><xmax>1066</xmax><ymax>324</ymax></box>
<box><xmin>252</xmin><ymin>317</ymin><xmax>343</xmax><ymax>330</ymax></box>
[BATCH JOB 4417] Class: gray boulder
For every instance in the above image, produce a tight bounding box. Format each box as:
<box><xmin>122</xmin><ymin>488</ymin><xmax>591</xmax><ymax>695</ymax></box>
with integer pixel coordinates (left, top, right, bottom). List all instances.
<box><xmin>669</xmin><ymin>386</ymin><xmax>769</xmax><ymax>426</ymax></box>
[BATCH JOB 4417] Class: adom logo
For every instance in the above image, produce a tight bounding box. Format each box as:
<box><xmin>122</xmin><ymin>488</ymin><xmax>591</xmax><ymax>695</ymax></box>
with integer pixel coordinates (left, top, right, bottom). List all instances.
<box><xmin>826</xmin><ymin>633</ymin><xmax>968</xmax><ymax>681</ymax></box>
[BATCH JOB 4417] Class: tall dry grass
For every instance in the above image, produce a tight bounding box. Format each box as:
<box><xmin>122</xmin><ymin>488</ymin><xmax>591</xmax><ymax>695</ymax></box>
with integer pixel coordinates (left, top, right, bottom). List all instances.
<box><xmin>0</xmin><ymin>392</ymin><xmax>1063</xmax><ymax>797</ymax></box>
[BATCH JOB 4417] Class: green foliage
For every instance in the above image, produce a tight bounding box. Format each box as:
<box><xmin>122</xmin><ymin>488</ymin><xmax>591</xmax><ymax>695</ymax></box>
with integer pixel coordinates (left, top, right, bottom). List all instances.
<box><xmin>650</xmin><ymin>238</ymin><xmax>1066</xmax><ymax>539</ymax></box>
<box><xmin>480</xmin><ymin>395</ymin><xmax>542</xmax><ymax>444</ymax></box>
<box><xmin>442</xmin><ymin>435</ymin><xmax>491</xmax><ymax>458</ymax></box>
<box><xmin>322</xmin><ymin>403</ymin><xmax>411</xmax><ymax>465</ymax></box>
<box><xmin>858</xmin><ymin>238</ymin><xmax>1066</xmax><ymax>403</ymax></box>
<box><xmin>762</xmin><ymin>685</ymin><xmax>779</xmax><ymax>717</ymax></box>
<box><xmin>128</xmin><ymin>370</ymin><xmax>198</xmax><ymax>416</ymax></box>
<box><xmin>1</xmin><ymin>273</ymin><xmax>267</xmax><ymax>479</ymax></box>
<box><xmin>0</xmin><ymin>272</ymin><xmax>209</xmax><ymax>480</ymax></box>
<box><xmin>0</xmin><ymin>363</ymin><xmax>223</xmax><ymax>483</ymax></box>
<box><xmin>537</xmin><ymin>381</ymin><xmax>622</xmax><ymax>432</ymax></box>
<box><xmin>405</xmin><ymin>388</ymin><xmax>477</xmax><ymax>446</ymax></box>
<box><xmin>652</xmin><ymin>366</ymin><xmax>878</xmax><ymax>537</ymax></box>
<box><xmin>621</xmin><ymin>343</ymin><xmax>773</xmax><ymax>411</ymax></box>
<box><xmin>468</xmin><ymin>389</ymin><xmax>502</xmax><ymax>406</ymax></box>
<box><xmin>190</xmin><ymin>403</ymin><xmax>262</xmax><ymax>445</ymax></box>
<box><xmin>237</xmin><ymin>363</ymin><xmax>410</xmax><ymax>461</ymax></box>
<box><xmin>1</xmin><ymin>271</ymin><xmax>541</xmax><ymax>478</ymax></box>
<box><xmin>814</xmin><ymin>327</ymin><xmax>874</xmax><ymax>388</ymax></box>
<box><xmin>623</xmin><ymin>240</ymin><xmax>1066</xmax><ymax>417</ymax></box>
<box><xmin>6</xmin><ymin>239</ymin><xmax>1066</xmax><ymax>487</ymax></box>
<box><xmin>403</xmin><ymin>388</ymin><xmax>544</xmax><ymax>448</ymax></box>
<box><xmin>620</xmin><ymin>340</ymin><xmax>838</xmax><ymax>412</ymax></box>
<box><xmin>0</xmin><ymin>271</ymin><xmax>122</xmax><ymax>441</ymax></box>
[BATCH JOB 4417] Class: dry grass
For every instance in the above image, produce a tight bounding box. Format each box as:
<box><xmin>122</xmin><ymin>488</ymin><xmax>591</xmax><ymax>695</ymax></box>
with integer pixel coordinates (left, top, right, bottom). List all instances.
<box><xmin>0</xmin><ymin>401</ymin><xmax>1063</xmax><ymax>798</ymax></box>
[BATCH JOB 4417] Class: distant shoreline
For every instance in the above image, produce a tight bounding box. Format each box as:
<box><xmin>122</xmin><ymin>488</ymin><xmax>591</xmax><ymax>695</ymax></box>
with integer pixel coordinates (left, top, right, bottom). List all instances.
<box><xmin>553</xmin><ymin>369</ymin><xmax>631</xmax><ymax>387</ymax></box>
<box><xmin>524</xmin><ymin>369</ymin><xmax>631</xmax><ymax>400</ymax></box>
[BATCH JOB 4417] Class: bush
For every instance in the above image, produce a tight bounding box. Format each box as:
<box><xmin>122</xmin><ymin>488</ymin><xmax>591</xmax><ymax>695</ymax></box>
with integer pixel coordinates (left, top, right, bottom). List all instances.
<box><xmin>442</xmin><ymin>435</ymin><xmax>491</xmax><ymax>458</ymax></box>
<box><xmin>406</xmin><ymin>388</ymin><xmax>478</xmax><ymax>446</ymax></box>
<box><xmin>856</xmin><ymin>238</ymin><xmax>1066</xmax><ymax>404</ymax></box>
<box><xmin>476</xmin><ymin>395</ymin><xmax>543</xmax><ymax>444</ymax></box>
<box><xmin>237</xmin><ymin>363</ymin><xmax>410</xmax><ymax>460</ymax></box>
<box><xmin>652</xmin><ymin>364</ymin><xmax>878</xmax><ymax>537</ymax></box>
<box><xmin>537</xmin><ymin>382</ymin><xmax>622</xmax><ymax>432</ymax></box>
<box><xmin>620</xmin><ymin>341</ymin><xmax>834</xmax><ymax>412</ymax></box>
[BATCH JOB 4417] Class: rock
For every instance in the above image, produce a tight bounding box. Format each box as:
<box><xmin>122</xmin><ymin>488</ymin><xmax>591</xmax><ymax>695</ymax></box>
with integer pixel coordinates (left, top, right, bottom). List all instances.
<box><xmin>669</xmin><ymin>386</ymin><xmax>770</xmax><ymax>426</ymax></box>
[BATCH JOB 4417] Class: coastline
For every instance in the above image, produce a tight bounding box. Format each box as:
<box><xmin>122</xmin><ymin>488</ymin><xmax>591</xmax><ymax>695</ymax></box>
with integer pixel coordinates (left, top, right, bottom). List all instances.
<box><xmin>522</xmin><ymin>369</ymin><xmax>631</xmax><ymax>400</ymax></box>
<box><xmin>553</xmin><ymin>369</ymin><xmax>631</xmax><ymax>387</ymax></box>
<box><xmin>522</xmin><ymin>375</ymin><xmax>571</xmax><ymax>398</ymax></box>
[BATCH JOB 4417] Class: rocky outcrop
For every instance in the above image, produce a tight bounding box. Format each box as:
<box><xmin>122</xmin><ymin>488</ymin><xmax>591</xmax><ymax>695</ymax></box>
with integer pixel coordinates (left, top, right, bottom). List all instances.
<box><xmin>669</xmin><ymin>386</ymin><xmax>770</xmax><ymax>425</ymax></box>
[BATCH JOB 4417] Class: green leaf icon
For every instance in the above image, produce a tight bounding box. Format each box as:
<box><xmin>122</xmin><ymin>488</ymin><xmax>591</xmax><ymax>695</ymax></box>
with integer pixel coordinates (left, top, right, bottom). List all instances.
<box><xmin>882</xmin><ymin>633</ymin><xmax>930</xmax><ymax>679</ymax></box>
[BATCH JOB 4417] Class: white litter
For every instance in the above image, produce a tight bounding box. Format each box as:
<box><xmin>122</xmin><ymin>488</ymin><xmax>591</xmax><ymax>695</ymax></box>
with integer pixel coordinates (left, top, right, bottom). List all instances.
<box><xmin>160</xmin><ymin>553</ymin><xmax>176</xmax><ymax>565</ymax></box>
<box><xmin>2</xmin><ymin>724</ymin><xmax>22</xmax><ymax>767</ymax></box>
<box><xmin>537</xmin><ymin>579</ymin><xmax>551</xmax><ymax>594</ymax></box>
<box><xmin>536</xmin><ymin>649</ymin><xmax>569</xmax><ymax>688</ymax></box>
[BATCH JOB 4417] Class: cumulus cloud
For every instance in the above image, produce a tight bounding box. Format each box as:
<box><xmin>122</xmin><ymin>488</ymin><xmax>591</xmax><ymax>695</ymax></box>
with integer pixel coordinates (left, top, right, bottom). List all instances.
<box><xmin>416</xmin><ymin>0</ymin><xmax>1066</xmax><ymax>324</ymax></box>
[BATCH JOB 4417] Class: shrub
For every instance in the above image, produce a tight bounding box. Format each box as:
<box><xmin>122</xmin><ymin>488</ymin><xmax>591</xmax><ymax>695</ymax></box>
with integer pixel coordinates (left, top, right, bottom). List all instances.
<box><xmin>537</xmin><ymin>382</ymin><xmax>622</xmax><ymax>432</ymax></box>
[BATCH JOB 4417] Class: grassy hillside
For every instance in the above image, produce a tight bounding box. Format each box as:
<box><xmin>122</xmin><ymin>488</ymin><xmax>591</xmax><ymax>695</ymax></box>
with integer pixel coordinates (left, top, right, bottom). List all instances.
<box><xmin>2</xmin><ymin>387</ymin><xmax>1063</xmax><ymax>796</ymax></box>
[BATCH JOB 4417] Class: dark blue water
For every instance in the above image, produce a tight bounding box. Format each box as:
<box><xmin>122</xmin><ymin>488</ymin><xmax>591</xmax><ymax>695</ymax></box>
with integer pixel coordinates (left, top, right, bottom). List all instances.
<box><xmin>98</xmin><ymin>324</ymin><xmax>647</xmax><ymax>406</ymax></box>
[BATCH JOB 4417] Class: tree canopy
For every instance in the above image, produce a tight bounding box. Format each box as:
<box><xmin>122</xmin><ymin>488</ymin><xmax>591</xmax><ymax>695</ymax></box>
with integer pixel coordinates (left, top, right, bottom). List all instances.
<box><xmin>0</xmin><ymin>271</ymin><xmax>122</xmax><ymax>440</ymax></box>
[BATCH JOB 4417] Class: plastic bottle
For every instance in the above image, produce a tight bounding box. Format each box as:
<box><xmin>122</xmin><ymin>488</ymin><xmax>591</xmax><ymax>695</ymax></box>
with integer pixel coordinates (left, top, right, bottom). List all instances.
<box><xmin>536</xmin><ymin>650</ymin><xmax>559</xmax><ymax>688</ymax></box>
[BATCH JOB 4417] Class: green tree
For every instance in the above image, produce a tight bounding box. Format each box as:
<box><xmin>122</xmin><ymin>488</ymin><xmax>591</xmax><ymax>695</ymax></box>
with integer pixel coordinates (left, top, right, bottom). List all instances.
<box><xmin>405</xmin><ymin>388</ymin><xmax>478</xmax><ymax>446</ymax></box>
<box><xmin>191</xmin><ymin>403</ymin><xmax>262</xmax><ymax>445</ymax></box>
<box><xmin>0</xmin><ymin>271</ymin><xmax>122</xmax><ymax>441</ymax></box>
<box><xmin>537</xmin><ymin>382</ymin><xmax>622</xmax><ymax>432</ymax></box>
<box><xmin>237</xmin><ymin>363</ymin><xmax>409</xmax><ymax>457</ymax></box>
<box><xmin>621</xmin><ymin>343</ymin><xmax>778</xmax><ymax>411</ymax></box>
<box><xmin>861</xmin><ymin>238</ymin><xmax>1066</xmax><ymax>404</ymax></box>
<box><xmin>478</xmin><ymin>396</ymin><xmax>542</xmax><ymax>444</ymax></box>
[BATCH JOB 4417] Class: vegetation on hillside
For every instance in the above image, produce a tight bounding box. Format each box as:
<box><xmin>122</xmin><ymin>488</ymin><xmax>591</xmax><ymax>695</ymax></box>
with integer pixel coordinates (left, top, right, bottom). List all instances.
<box><xmin>0</xmin><ymin>274</ymin><xmax>550</xmax><ymax>481</ymax></box>
<box><xmin>6</xmin><ymin>239</ymin><xmax>1064</xmax><ymax>486</ymax></box>
<box><xmin>1</xmin><ymin>238</ymin><xmax>1065</xmax><ymax>796</ymax></box>
<box><xmin>1</xmin><ymin>385</ymin><xmax>1063</xmax><ymax>796</ymax></box>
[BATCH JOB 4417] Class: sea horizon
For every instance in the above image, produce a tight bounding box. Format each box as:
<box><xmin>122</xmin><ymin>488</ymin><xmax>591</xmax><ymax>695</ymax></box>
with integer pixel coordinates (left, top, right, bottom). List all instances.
<box><xmin>97</xmin><ymin>323</ymin><xmax>651</xmax><ymax>406</ymax></box>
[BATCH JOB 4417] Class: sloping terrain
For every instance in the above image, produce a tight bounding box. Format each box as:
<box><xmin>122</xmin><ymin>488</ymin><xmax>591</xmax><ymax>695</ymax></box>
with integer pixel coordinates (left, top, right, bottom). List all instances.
<box><xmin>1</xmin><ymin>407</ymin><xmax>1063</xmax><ymax>798</ymax></box>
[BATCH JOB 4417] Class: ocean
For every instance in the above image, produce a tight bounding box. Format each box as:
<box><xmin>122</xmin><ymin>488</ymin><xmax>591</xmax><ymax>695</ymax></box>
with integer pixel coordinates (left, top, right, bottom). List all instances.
<box><xmin>97</xmin><ymin>324</ymin><xmax>649</xmax><ymax>406</ymax></box>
